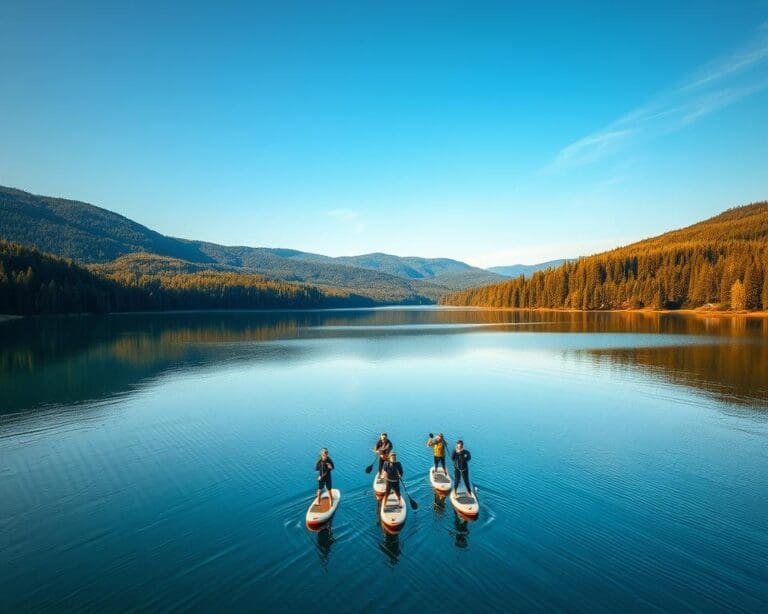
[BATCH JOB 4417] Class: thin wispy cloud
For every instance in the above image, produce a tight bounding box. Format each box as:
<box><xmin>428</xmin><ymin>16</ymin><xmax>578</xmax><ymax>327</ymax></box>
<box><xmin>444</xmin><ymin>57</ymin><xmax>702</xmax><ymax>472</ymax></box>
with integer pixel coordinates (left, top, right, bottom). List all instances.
<box><xmin>552</xmin><ymin>129</ymin><xmax>636</xmax><ymax>168</ymax></box>
<box><xmin>682</xmin><ymin>21</ymin><xmax>768</xmax><ymax>91</ymax></box>
<box><xmin>548</xmin><ymin>23</ymin><xmax>768</xmax><ymax>171</ymax></box>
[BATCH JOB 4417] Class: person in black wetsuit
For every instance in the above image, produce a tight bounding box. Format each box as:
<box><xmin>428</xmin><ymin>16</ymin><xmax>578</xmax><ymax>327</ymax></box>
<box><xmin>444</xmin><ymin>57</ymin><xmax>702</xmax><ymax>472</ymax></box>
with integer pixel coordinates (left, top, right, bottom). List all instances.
<box><xmin>381</xmin><ymin>452</ymin><xmax>404</xmax><ymax>506</ymax></box>
<box><xmin>451</xmin><ymin>440</ymin><xmax>472</xmax><ymax>496</ymax></box>
<box><xmin>315</xmin><ymin>448</ymin><xmax>335</xmax><ymax>506</ymax></box>
<box><xmin>373</xmin><ymin>432</ymin><xmax>393</xmax><ymax>477</ymax></box>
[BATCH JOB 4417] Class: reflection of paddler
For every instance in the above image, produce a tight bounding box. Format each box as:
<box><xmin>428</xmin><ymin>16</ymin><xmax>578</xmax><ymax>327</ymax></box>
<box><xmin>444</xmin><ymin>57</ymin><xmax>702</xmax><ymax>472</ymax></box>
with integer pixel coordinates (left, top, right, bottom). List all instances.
<box><xmin>315</xmin><ymin>448</ymin><xmax>335</xmax><ymax>505</ymax></box>
<box><xmin>453</xmin><ymin>513</ymin><xmax>470</xmax><ymax>548</ymax></box>
<box><xmin>427</xmin><ymin>432</ymin><xmax>447</xmax><ymax>473</ymax></box>
<box><xmin>316</xmin><ymin>525</ymin><xmax>335</xmax><ymax>564</ymax></box>
<box><xmin>380</xmin><ymin>530</ymin><xmax>402</xmax><ymax>565</ymax></box>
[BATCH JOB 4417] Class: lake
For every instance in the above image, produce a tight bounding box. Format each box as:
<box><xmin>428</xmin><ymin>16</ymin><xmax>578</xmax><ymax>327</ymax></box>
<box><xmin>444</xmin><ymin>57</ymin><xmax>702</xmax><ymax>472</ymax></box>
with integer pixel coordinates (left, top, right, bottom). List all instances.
<box><xmin>1</xmin><ymin>308</ymin><xmax>767</xmax><ymax>612</ymax></box>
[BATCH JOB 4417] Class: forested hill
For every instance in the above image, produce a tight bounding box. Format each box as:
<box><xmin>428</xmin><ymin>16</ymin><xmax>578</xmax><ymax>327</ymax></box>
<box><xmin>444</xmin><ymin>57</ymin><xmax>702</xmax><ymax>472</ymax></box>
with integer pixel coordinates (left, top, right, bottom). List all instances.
<box><xmin>288</xmin><ymin>251</ymin><xmax>502</xmax><ymax>287</ymax></box>
<box><xmin>0</xmin><ymin>186</ymin><xmax>207</xmax><ymax>263</ymax></box>
<box><xmin>0</xmin><ymin>242</ymin><xmax>364</xmax><ymax>315</ymax></box>
<box><xmin>0</xmin><ymin>186</ymin><xmax>504</xmax><ymax>302</ymax></box>
<box><xmin>443</xmin><ymin>202</ymin><xmax>768</xmax><ymax>311</ymax></box>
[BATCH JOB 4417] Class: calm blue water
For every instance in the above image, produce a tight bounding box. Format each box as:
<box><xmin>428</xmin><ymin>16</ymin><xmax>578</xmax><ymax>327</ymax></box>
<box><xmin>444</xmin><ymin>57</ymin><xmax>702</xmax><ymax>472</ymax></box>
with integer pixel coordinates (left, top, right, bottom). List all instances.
<box><xmin>1</xmin><ymin>308</ymin><xmax>767</xmax><ymax>612</ymax></box>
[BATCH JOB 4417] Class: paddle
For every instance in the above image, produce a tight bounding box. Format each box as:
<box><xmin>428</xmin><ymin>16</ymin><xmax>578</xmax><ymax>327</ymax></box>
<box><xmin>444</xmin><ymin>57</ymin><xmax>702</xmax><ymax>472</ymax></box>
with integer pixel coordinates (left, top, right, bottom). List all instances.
<box><xmin>364</xmin><ymin>453</ymin><xmax>379</xmax><ymax>474</ymax></box>
<box><xmin>399</xmin><ymin>478</ymin><xmax>419</xmax><ymax>511</ymax></box>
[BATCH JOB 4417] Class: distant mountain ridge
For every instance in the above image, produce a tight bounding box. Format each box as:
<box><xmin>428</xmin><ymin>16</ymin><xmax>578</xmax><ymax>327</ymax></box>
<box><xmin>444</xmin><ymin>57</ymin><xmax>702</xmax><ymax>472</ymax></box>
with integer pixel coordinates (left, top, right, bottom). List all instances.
<box><xmin>488</xmin><ymin>259</ymin><xmax>569</xmax><ymax>278</ymax></box>
<box><xmin>0</xmin><ymin>186</ymin><xmax>504</xmax><ymax>303</ymax></box>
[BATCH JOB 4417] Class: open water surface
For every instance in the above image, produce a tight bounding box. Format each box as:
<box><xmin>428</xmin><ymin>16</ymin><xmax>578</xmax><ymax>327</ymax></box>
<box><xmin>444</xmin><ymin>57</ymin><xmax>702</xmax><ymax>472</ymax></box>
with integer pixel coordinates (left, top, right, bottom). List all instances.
<box><xmin>1</xmin><ymin>308</ymin><xmax>767</xmax><ymax>611</ymax></box>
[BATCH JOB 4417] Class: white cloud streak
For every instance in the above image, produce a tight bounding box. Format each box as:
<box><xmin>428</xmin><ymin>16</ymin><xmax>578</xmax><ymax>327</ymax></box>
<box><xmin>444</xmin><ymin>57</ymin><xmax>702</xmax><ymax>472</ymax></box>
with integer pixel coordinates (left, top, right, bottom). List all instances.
<box><xmin>548</xmin><ymin>23</ymin><xmax>768</xmax><ymax>171</ymax></box>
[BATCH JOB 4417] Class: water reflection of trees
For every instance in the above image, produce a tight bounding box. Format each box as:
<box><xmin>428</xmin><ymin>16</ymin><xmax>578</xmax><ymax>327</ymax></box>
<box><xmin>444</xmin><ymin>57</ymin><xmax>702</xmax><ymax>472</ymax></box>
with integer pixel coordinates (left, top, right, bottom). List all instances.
<box><xmin>1</xmin><ymin>310</ymin><xmax>766</xmax><ymax>413</ymax></box>
<box><xmin>583</xmin><ymin>338</ymin><xmax>768</xmax><ymax>407</ymax></box>
<box><xmin>0</xmin><ymin>313</ymin><xmax>308</xmax><ymax>413</ymax></box>
<box><xmin>4</xmin><ymin>311</ymin><xmax>766</xmax><ymax>376</ymax></box>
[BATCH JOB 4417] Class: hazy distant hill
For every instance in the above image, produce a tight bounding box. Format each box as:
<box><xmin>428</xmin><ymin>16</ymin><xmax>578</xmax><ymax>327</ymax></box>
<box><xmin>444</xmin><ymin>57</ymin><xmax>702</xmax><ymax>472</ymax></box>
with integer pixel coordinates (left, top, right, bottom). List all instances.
<box><xmin>445</xmin><ymin>202</ymin><xmax>768</xmax><ymax>311</ymax></box>
<box><xmin>488</xmin><ymin>259</ymin><xmax>569</xmax><ymax>278</ymax></box>
<box><xmin>284</xmin><ymin>251</ymin><xmax>503</xmax><ymax>289</ymax></box>
<box><xmin>0</xmin><ymin>186</ymin><xmax>504</xmax><ymax>302</ymax></box>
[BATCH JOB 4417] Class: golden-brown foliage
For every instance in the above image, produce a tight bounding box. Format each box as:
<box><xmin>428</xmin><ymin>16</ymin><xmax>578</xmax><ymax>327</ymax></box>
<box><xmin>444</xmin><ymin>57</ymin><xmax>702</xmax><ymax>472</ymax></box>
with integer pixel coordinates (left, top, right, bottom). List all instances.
<box><xmin>443</xmin><ymin>202</ymin><xmax>768</xmax><ymax>311</ymax></box>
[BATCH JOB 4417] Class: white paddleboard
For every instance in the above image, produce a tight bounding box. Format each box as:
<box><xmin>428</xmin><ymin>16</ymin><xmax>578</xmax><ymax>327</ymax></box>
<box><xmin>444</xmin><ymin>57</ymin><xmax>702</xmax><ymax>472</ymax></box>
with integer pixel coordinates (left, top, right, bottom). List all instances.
<box><xmin>306</xmin><ymin>489</ymin><xmax>341</xmax><ymax>528</ymax></box>
<box><xmin>373</xmin><ymin>472</ymin><xmax>386</xmax><ymax>497</ymax></box>
<box><xmin>450</xmin><ymin>487</ymin><xmax>479</xmax><ymax>517</ymax></box>
<box><xmin>429</xmin><ymin>466</ymin><xmax>452</xmax><ymax>493</ymax></box>
<box><xmin>379</xmin><ymin>490</ymin><xmax>407</xmax><ymax>530</ymax></box>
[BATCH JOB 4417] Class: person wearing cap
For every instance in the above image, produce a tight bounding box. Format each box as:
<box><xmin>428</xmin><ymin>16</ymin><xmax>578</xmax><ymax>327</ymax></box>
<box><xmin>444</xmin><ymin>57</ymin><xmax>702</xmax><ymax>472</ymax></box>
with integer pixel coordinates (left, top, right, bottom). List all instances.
<box><xmin>373</xmin><ymin>432</ymin><xmax>393</xmax><ymax>477</ymax></box>
<box><xmin>381</xmin><ymin>452</ymin><xmax>404</xmax><ymax>505</ymax></box>
<box><xmin>315</xmin><ymin>448</ymin><xmax>335</xmax><ymax>506</ymax></box>
<box><xmin>451</xmin><ymin>440</ymin><xmax>473</xmax><ymax>495</ymax></box>
<box><xmin>426</xmin><ymin>432</ymin><xmax>448</xmax><ymax>474</ymax></box>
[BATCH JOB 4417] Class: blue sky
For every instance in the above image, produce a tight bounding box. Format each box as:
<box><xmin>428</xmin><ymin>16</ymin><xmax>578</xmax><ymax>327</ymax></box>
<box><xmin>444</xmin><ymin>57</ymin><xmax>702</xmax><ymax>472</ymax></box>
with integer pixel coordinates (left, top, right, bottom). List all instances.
<box><xmin>1</xmin><ymin>1</ymin><xmax>767</xmax><ymax>267</ymax></box>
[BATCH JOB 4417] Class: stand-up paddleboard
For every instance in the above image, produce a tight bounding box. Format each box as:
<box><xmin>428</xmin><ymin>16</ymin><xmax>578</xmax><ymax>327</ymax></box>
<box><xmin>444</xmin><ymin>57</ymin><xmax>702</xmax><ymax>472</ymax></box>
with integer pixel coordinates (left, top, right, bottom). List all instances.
<box><xmin>379</xmin><ymin>491</ymin><xmax>407</xmax><ymax>530</ymax></box>
<box><xmin>373</xmin><ymin>473</ymin><xmax>386</xmax><ymax>497</ymax></box>
<box><xmin>450</xmin><ymin>487</ymin><xmax>479</xmax><ymax>518</ymax></box>
<box><xmin>306</xmin><ymin>489</ymin><xmax>341</xmax><ymax>529</ymax></box>
<box><xmin>429</xmin><ymin>467</ymin><xmax>452</xmax><ymax>493</ymax></box>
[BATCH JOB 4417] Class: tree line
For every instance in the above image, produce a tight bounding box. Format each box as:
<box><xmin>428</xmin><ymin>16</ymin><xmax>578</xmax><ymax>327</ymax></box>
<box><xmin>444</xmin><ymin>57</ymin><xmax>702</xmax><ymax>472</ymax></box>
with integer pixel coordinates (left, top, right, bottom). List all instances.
<box><xmin>443</xmin><ymin>240</ymin><xmax>768</xmax><ymax>311</ymax></box>
<box><xmin>0</xmin><ymin>242</ymin><xmax>371</xmax><ymax>315</ymax></box>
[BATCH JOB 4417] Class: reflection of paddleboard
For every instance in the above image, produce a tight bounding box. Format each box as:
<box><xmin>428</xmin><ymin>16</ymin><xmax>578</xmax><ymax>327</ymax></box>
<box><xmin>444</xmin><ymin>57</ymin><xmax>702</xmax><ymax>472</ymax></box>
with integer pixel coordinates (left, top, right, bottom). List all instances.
<box><xmin>429</xmin><ymin>466</ymin><xmax>452</xmax><ymax>493</ymax></box>
<box><xmin>373</xmin><ymin>473</ymin><xmax>386</xmax><ymax>497</ymax></box>
<box><xmin>379</xmin><ymin>491</ymin><xmax>407</xmax><ymax>530</ymax></box>
<box><xmin>306</xmin><ymin>489</ymin><xmax>341</xmax><ymax>528</ymax></box>
<box><xmin>450</xmin><ymin>487</ymin><xmax>479</xmax><ymax>518</ymax></box>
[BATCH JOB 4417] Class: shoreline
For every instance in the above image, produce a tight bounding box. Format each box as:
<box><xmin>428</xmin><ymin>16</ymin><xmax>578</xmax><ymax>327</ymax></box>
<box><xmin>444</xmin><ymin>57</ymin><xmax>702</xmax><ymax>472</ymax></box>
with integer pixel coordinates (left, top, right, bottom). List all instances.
<box><xmin>441</xmin><ymin>306</ymin><xmax>768</xmax><ymax>318</ymax></box>
<box><xmin>3</xmin><ymin>307</ymin><xmax>768</xmax><ymax>320</ymax></box>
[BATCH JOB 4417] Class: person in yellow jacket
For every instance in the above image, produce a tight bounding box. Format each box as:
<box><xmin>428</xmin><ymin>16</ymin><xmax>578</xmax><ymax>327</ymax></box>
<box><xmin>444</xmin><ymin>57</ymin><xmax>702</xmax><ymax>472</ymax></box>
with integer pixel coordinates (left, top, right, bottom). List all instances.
<box><xmin>426</xmin><ymin>433</ymin><xmax>448</xmax><ymax>474</ymax></box>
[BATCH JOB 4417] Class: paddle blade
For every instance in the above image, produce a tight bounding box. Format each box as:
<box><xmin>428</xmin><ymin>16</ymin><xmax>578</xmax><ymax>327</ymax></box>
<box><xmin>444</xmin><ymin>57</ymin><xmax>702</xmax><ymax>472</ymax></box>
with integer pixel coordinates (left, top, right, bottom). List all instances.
<box><xmin>364</xmin><ymin>463</ymin><xmax>373</xmax><ymax>474</ymax></box>
<box><xmin>409</xmin><ymin>496</ymin><xmax>419</xmax><ymax>511</ymax></box>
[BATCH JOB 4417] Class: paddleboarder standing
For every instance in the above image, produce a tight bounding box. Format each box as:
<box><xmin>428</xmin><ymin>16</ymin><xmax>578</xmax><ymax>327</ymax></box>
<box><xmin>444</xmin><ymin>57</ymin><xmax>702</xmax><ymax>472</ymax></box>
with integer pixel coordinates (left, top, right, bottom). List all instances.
<box><xmin>373</xmin><ymin>432</ymin><xmax>393</xmax><ymax>477</ymax></box>
<box><xmin>451</xmin><ymin>440</ymin><xmax>472</xmax><ymax>495</ymax></box>
<box><xmin>315</xmin><ymin>448</ymin><xmax>335</xmax><ymax>506</ymax></box>
<box><xmin>381</xmin><ymin>452</ymin><xmax>404</xmax><ymax>506</ymax></box>
<box><xmin>426</xmin><ymin>432</ymin><xmax>448</xmax><ymax>473</ymax></box>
